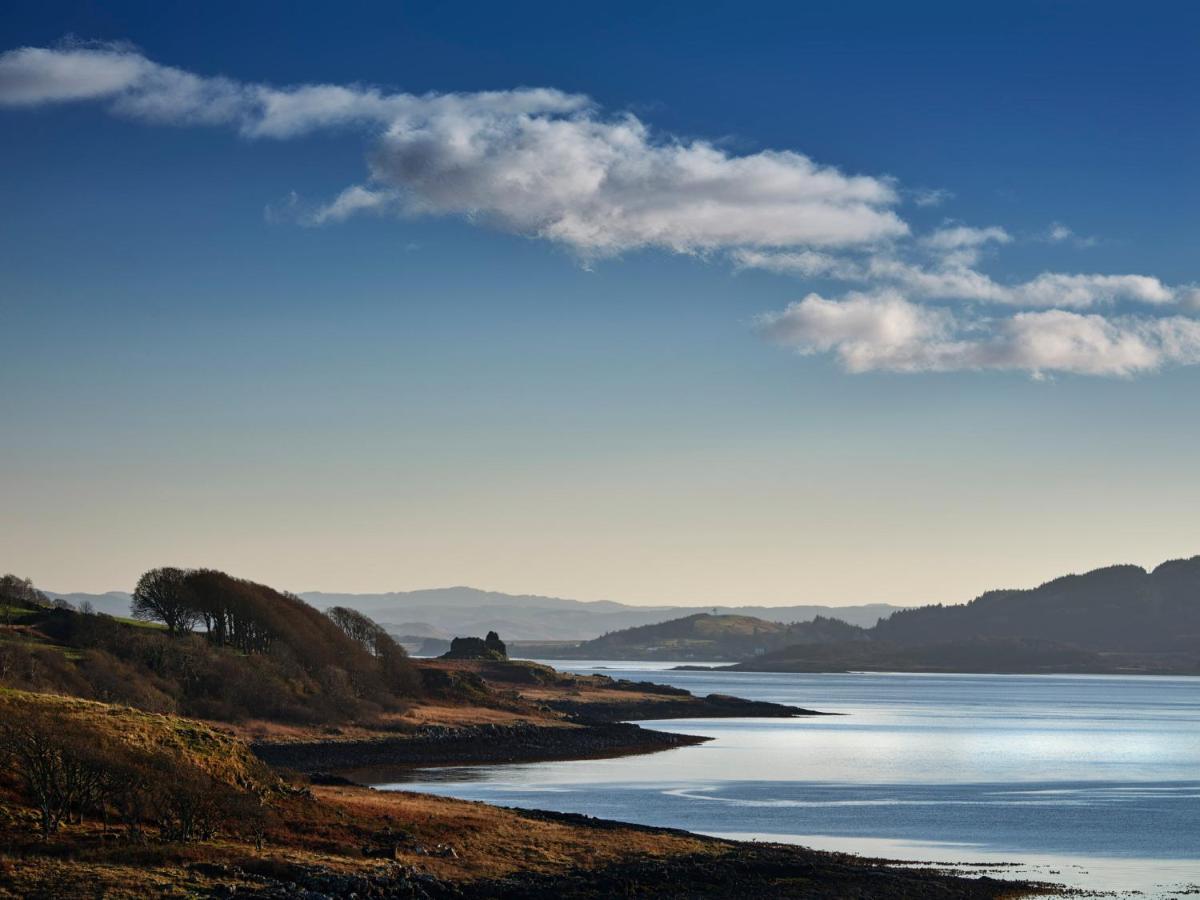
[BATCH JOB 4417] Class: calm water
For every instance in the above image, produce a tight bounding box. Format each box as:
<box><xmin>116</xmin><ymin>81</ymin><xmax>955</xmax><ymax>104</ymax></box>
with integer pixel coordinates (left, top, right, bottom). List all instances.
<box><xmin>374</xmin><ymin>663</ymin><xmax>1200</xmax><ymax>897</ymax></box>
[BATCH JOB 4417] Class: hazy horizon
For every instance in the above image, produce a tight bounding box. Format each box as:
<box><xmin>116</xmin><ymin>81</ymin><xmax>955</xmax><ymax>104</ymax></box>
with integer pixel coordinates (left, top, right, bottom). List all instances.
<box><xmin>38</xmin><ymin>546</ymin><xmax>1197</xmax><ymax>610</ymax></box>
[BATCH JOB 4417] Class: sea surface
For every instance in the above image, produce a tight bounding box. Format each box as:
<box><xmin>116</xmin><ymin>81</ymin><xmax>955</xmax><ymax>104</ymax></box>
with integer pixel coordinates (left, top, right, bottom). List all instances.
<box><xmin>372</xmin><ymin>663</ymin><xmax>1200</xmax><ymax>897</ymax></box>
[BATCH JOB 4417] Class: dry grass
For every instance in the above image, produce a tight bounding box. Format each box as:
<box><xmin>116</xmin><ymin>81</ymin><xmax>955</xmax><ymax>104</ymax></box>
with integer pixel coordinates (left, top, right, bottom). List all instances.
<box><xmin>306</xmin><ymin>786</ymin><xmax>717</xmax><ymax>880</ymax></box>
<box><xmin>230</xmin><ymin>702</ymin><xmax>563</xmax><ymax>744</ymax></box>
<box><xmin>0</xmin><ymin>777</ymin><xmax>719</xmax><ymax>897</ymax></box>
<box><xmin>0</xmin><ymin>689</ymin><xmax>277</xmax><ymax>791</ymax></box>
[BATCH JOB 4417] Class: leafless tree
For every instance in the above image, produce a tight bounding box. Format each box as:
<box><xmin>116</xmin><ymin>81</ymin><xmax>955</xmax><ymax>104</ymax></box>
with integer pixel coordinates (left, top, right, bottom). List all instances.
<box><xmin>0</xmin><ymin>707</ymin><xmax>78</xmax><ymax>837</ymax></box>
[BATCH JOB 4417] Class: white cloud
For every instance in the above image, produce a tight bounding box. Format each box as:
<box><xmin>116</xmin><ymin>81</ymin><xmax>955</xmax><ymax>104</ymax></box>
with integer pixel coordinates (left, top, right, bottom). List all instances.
<box><xmin>308</xmin><ymin>184</ymin><xmax>397</xmax><ymax>224</ymax></box>
<box><xmin>733</xmin><ymin>249</ymin><xmax>856</xmax><ymax>279</ymax></box>
<box><xmin>923</xmin><ymin>224</ymin><xmax>1011</xmax><ymax>252</ymax></box>
<box><xmin>3</xmin><ymin>42</ymin><xmax>1196</xmax><ymax>380</ymax></box>
<box><xmin>0</xmin><ymin>44</ymin><xmax>906</xmax><ymax>256</ymax></box>
<box><xmin>878</xmin><ymin>262</ymin><xmax>1177</xmax><ymax>308</ymax></box>
<box><xmin>0</xmin><ymin>45</ymin><xmax>148</xmax><ymax>104</ymax></box>
<box><xmin>910</xmin><ymin>187</ymin><xmax>953</xmax><ymax>207</ymax></box>
<box><xmin>999</xmin><ymin>273</ymin><xmax>1173</xmax><ymax>307</ymax></box>
<box><xmin>1048</xmin><ymin>223</ymin><xmax>1073</xmax><ymax>243</ymax></box>
<box><xmin>921</xmin><ymin>224</ymin><xmax>1010</xmax><ymax>267</ymax></box>
<box><xmin>756</xmin><ymin>291</ymin><xmax>952</xmax><ymax>372</ymax></box>
<box><xmin>759</xmin><ymin>292</ymin><xmax>1200</xmax><ymax>377</ymax></box>
<box><xmin>1043</xmin><ymin>221</ymin><xmax>1098</xmax><ymax>247</ymax></box>
<box><xmin>741</xmin><ymin>249</ymin><xmax>1183</xmax><ymax>310</ymax></box>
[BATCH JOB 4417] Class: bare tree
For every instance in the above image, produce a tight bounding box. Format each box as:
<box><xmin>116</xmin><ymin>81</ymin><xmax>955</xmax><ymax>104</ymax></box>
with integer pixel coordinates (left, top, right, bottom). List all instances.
<box><xmin>132</xmin><ymin>568</ymin><xmax>199</xmax><ymax>636</ymax></box>
<box><xmin>0</xmin><ymin>708</ymin><xmax>71</xmax><ymax>837</ymax></box>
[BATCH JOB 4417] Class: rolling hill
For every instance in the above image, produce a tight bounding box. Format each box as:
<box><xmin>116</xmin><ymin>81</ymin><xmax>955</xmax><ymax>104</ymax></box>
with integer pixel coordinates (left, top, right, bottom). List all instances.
<box><xmin>512</xmin><ymin>613</ymin><xmax>867</xmax><ymax>661</ymax></box>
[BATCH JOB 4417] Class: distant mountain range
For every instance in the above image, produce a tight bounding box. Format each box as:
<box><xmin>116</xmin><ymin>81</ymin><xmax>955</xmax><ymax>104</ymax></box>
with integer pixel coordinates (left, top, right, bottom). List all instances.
<box><xmin>297</xmin><ymin>588</ymin><xmax>901</xmax><ymax>641</ymax></box>
<box><xmin>43</xmin><ymin>585</ymin><xmax>902</xmax><ymax>642</ymax></box>
<box><xmin>42</xmin><ymin>591</ymin><xmax>135</xmax><ymax>617</ymax></box>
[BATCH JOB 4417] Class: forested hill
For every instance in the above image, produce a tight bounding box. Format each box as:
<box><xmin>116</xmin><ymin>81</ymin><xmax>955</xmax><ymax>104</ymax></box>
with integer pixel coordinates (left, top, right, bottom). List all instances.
<box><xmin>733</xmin><ymin>556</ymin><xmax>1200</xmax><ymax>674</ymax></box>
<box><xmin>519</xmin><ymin>613</ymin><xmax>868</xmax><ymax>661</ymax></box>
<box><xmin>0</xmin><ymin>569</ymin><xmax>422</xmax><ymax>724</ymax></box>
<box><xmin>872</xmin><ymin>557</ymin><xmax>1200</xmax><ymax>653</ymax></box>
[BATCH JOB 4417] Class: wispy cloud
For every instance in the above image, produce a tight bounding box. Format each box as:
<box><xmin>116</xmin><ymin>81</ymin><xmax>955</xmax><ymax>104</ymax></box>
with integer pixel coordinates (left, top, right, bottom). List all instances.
<box><xmin>1</xmin><ymin>41</ymin><xmax>1196</xmax><ymax>379</ymax></box>
<box><xmin>739</xmin><ymin>249</ymin><xmax>1184</xmax><ymax>309</ymax></box>
<box><xmin>910</xmin><ymin>187</ymin><xmax>953</xmax><ymax>207</ymax></box>
<box><xmin>1042</xmin><ymin>221</ymin><xmax>1099</xmax><ymax>248</ymax></box>
<box><xmin>0</xmin><ymin>43</ymin><xmax>905</xmax><ymax>256</ymax></box>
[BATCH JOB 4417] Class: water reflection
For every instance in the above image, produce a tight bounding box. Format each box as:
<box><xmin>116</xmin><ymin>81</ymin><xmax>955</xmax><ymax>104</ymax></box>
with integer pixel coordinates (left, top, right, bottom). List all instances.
<box><xmin>367</xmin><ymin>666</ymin><xmax>1200</xmax><ymax>897</ymax></box>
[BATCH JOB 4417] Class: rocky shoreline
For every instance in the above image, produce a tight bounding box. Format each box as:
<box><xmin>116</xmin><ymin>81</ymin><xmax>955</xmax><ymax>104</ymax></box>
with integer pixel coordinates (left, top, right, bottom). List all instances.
<box><xmin>546</xmin><ymin>690</ymin><xmax>827</xmax><ymax>721</ymax></box>
<box><xmin>200</xmin><ymin>825</ymin><xmax>1049</xmax><ymax>900</ymax></box>
<box><xmin>251</xmin><ymin>720</ymin><xmax>708</xmax><ymax>773</ymax></box>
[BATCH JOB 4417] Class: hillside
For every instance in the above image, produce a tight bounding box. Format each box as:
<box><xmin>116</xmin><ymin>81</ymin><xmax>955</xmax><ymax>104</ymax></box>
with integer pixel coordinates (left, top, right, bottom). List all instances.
<box><xmin>731</xmin><ymin>556</ymin><xmax>1200</xmax><ymax>674</ymax></box>
<box><xmin>0</xmin><ymin>688</ymin><xmax>280</xmax><ymax>795</ymax></box>
<box><xmin>2</xmin><ymin>569</ymin><xmax>423</xmax><ymax>725</ymax></box>
<box><xmin>872</xmin><ymin>558</ymin><xmax>1200</xmax><ymax>652</ymax></box>
<box><xmin>514</xmin><ymin>613</ymin><xmax>867</xmax><ymax>661</ymax></box>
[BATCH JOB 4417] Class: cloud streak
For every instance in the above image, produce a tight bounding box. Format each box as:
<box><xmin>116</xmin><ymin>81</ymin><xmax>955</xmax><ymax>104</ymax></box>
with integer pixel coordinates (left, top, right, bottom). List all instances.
<box><xmin>759</xmin><ymin>292</ymin><xmax>1200</xmax><ymax>377</ymax></box>
<box><xmin>0</xmin><ymin>43</ymin><xmax>905</xmax><ymax>256</ymax></box>
<box><xmin>737</xmin><ymin>248</ymin><xmax>1183</xmax><ymax>310</ymax></box>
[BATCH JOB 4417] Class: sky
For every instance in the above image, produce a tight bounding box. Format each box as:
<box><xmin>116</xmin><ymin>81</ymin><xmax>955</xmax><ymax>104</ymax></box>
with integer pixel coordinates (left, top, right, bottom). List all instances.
<box><xmin>2</xmin><ymin>1</ymin><xmax>1199</xmax><ymax>605</ymax></box>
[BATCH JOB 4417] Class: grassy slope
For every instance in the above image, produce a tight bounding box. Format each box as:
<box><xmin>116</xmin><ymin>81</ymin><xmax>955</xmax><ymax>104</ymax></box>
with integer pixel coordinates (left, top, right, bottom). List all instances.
<box><xmin>0</xmin><ymin>689</ymin><xmax>277</xmax><ymax>792</ymax></box>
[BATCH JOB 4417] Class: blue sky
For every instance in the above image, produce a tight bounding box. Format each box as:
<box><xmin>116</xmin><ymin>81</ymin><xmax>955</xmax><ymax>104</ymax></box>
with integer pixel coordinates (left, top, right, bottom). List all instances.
<box><xmin>2</xmin><ymin>1</ymin><xmax>1198</xmax><ymax>603</ymax></box>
